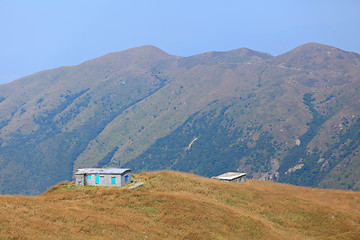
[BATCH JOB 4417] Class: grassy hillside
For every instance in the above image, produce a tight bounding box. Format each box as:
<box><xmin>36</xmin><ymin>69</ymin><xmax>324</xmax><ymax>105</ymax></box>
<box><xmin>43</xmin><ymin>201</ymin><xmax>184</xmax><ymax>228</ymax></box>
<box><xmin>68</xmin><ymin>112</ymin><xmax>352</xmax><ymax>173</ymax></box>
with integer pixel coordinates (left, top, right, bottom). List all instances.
<box><xmin>0</xmin><ymin>171</ymin><xmax>359</xmax><ymax>239</ymax></box>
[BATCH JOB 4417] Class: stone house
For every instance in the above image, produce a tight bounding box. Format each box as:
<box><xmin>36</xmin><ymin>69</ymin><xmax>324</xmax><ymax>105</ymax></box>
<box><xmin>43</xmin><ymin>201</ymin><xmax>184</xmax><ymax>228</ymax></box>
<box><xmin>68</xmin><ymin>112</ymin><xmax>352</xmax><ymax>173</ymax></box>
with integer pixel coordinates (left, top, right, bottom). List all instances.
<box><xmin>75</xmin><ymin>168</ymin><xmax>131</xmax><ymax>187</ymax></box>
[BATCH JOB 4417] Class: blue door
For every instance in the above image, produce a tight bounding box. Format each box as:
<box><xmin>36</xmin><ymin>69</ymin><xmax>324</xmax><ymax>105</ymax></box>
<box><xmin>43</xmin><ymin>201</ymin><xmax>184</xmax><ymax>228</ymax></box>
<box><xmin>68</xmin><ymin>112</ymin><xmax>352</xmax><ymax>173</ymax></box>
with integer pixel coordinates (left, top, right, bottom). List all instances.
<box><xmin>95</xmin><ymin>175</ymin><xmax>99</xmax><ymax>184</ymax></box>
<box><xmin>111</xmin><ymin>177</ymin><xmax>116</xmax><ymax>185</ymax></box>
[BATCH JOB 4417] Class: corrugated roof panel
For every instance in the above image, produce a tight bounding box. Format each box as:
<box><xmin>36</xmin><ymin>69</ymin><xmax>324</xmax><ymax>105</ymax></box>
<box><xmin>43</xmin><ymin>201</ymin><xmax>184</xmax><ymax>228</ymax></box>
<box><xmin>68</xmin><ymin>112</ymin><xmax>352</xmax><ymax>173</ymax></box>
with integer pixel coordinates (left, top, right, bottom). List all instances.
<box><xmin>213</xmin><ymin>172</ymin><xmax>246</xmax><ymax>180</ymax></box>
<box><xmin>75</xmin><ymin>168</ymin><xmax>131</xmax><ymax>175</ymax></box>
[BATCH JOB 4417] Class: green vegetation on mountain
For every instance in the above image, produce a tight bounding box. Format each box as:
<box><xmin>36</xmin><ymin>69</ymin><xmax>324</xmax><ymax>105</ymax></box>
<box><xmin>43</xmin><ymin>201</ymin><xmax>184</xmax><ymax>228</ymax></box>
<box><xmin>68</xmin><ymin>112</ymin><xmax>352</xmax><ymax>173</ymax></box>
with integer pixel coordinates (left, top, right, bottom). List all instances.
<box><xmin>278</xmin><ymin>92</ymin><xmax>330</xmax><ymax>185</ymax></box>
<box><xmin>1</xmin><ymin>43</ymin><xmax>360</xmax><ymax>195</ymax></box>
<box><xmin>127</xmin><ymin>101</ymin><xmax>277</xmax><ymax>178</ymax></box>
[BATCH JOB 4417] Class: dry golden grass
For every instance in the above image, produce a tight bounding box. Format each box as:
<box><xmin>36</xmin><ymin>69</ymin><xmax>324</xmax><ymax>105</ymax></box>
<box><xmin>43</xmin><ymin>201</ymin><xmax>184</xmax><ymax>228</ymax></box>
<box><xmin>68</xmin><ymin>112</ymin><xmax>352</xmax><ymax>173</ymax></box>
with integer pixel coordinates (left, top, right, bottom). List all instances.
<box><xmin>0</xmin><ymin>171</ymin><xmax>359</xmax><ymax>239</ymax></box>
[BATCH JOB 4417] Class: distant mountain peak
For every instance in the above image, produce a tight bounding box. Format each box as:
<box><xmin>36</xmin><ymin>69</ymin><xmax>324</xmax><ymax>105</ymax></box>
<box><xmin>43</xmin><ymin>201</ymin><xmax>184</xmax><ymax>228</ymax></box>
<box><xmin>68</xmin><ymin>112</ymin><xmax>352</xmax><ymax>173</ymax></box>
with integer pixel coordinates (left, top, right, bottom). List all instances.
<box><xmin>178</xmin><ymin>47</ymin><xmax>272</xmax><ymax>69</ymax></box>
<box><xmin>273</xmin><ymin>42</ymin><xmax>360</xmax><ymax>66</ymax></box>
<box><xmin>103</xmin><ymin>45</ymin><xmax>173</xmax><ymax>61</ymax></box>
<box><xmin>292</xmin><ymin>42</ymin><xmax>339</xmax><ymax>52</ymax></box>
<box><xmin>122</xmin><ymin>45</ymin><xmax>170</xmax><ymax>56</ymax></box>
<box><xmin>226</xmin><ymin>47</ymin><xmax>272</xmax><ymax>59</ymax></box>
<box><xmin>82</xmin><ymin>45</ymin><xmax>174</xmax><ymax>68</ymax></box>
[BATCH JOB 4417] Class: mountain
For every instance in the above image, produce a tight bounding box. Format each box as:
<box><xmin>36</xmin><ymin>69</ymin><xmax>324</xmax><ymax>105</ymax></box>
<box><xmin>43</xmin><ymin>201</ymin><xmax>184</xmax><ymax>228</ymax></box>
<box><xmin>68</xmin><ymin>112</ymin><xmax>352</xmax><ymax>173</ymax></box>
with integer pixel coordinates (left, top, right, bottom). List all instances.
<box><xmin>1</xmin><ymin>171</ymin><xmax>359</xmax><ymax>239</ymax></box>
<box><xmin>0</xmin><ymin>43</ymin><xmax>360</xmax><ymax>195</ymax></box>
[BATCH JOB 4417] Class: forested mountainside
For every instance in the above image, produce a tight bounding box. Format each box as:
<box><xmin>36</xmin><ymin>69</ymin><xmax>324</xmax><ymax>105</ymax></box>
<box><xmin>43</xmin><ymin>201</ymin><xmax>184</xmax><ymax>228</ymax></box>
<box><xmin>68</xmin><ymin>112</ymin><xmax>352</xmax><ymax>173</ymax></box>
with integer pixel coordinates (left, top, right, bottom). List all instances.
<box><xmin>0</xmin><ymin>43</ymin><xmax>360</xmax><ymax>195</ymax></box>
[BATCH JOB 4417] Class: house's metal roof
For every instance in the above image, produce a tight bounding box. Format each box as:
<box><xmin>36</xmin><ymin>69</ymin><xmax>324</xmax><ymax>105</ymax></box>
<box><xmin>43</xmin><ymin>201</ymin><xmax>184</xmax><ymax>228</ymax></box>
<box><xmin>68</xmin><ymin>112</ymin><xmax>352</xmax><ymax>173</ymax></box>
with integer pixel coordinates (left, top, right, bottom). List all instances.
<box><xmin>213</xmin><ymin>172</ymin><xmax>246</xmax><ymax>180</ymax></box>
<box><xmin>75</xmin><ymin>168</ymin><xmax>131</xmax><ymax>175</ymax></box>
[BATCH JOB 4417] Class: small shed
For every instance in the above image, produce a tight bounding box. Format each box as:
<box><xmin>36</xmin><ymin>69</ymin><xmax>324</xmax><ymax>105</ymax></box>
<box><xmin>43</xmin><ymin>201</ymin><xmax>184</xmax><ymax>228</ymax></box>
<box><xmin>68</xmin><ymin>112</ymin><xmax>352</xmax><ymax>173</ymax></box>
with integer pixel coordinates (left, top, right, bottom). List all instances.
<box><xmin>75</xmin><ymin>168</ymin><xmax>131</xmax><ymax>187</ymax></box>
<box><xmin>212</xmin><ymin>172</ymin><xmax>246</xmax><ymax>182</ymax></box>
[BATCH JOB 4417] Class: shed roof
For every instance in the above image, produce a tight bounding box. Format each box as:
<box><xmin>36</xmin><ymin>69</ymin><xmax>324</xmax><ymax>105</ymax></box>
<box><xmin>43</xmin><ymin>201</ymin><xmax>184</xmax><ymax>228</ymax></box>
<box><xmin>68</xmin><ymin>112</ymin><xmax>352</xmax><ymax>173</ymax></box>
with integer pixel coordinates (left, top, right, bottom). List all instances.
<box><xmin>75</xmin><ymin>168</ymin><xmax>131</xmax><ymax>175</ymax></box>
<box><xmin>213</xmin><ymin>172</ymin><xmax>246</xmax><ymax>180</ymax></box>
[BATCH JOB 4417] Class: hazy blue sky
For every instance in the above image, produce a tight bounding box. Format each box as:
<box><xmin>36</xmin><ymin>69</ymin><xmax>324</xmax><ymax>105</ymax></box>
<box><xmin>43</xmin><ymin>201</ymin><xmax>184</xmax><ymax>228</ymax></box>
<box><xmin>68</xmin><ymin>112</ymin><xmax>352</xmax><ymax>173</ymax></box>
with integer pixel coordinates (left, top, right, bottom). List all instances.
<box><xmin>1</xmin><ymin>0</ymin><xmax>359</xmax><ymax>84</ymax></box>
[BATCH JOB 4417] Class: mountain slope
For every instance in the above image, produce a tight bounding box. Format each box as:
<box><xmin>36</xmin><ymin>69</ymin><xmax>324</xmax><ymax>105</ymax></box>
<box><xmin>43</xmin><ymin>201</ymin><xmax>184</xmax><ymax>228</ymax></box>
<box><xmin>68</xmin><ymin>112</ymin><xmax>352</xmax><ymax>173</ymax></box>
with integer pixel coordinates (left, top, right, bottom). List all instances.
<box><xmin>0</xmin><ymin>45</ymin><xmax>178</xmax><ymax>195</ymax></box>
<box><xmin>0</xmin><ymin>171</ymin><xmax>359</xmax><ymax>239</ymax></box>
<box><xmin>125</xmin><ymin>43</ymin><xmax>360</xmax><ymax>188</ymax></box>
<box><xmin>0</xmin><ymin>43</ymin><xmax>360</xmax><ymax>195</ymax></box>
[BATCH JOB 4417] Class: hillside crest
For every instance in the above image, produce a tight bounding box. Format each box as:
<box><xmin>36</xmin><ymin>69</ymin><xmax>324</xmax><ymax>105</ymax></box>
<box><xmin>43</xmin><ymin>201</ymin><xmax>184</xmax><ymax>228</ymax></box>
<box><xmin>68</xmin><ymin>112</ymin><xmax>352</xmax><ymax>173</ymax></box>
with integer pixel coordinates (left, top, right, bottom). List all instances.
<box><xmin>1</xmin><ymin>171</ymin><xmax>360</xmax><ymax>239</ymax></box>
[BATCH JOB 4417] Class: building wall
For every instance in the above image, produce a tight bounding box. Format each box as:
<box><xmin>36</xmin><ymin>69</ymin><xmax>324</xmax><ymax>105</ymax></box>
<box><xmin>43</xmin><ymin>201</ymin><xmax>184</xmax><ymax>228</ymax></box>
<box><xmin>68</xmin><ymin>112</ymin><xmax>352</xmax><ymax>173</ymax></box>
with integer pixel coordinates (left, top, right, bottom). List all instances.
<box><xmin>77</xmin><ymin>171</ymin><xmax>131</xmax><ymax>187</ymax></box>
<box><xmin>75</xmin><ymin>175</ymin><xmax>85</xmax><ymax>186</ymax></box>
<box><xmin>230</xmin><ymin>176</ymin><xmax>246</xmax><ymax>182</ymax></box>
<box><xmin>120</xmin><ymin>172</ymin><xmax>132</xmax><ymax>186</ymax></box>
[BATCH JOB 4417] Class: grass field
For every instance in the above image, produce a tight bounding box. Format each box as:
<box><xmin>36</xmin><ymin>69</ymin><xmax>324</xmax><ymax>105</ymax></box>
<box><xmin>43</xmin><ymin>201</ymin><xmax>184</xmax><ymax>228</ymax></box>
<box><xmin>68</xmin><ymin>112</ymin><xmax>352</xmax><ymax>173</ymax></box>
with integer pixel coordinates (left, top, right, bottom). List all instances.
<box><xmin>0</xmin><ymin>171</ymin><xmax>359</xmax><ymax>239</ymax></box>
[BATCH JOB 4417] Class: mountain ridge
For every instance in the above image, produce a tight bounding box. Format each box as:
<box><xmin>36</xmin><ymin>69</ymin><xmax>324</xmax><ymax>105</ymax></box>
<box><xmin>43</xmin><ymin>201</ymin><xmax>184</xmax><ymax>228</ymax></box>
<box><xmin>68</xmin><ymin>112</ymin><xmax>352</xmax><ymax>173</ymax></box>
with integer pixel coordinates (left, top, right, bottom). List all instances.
<box><xmin>0</xmin><ymin>43</ymin><xmax>360</xmax><ymax>195</ymax></box>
